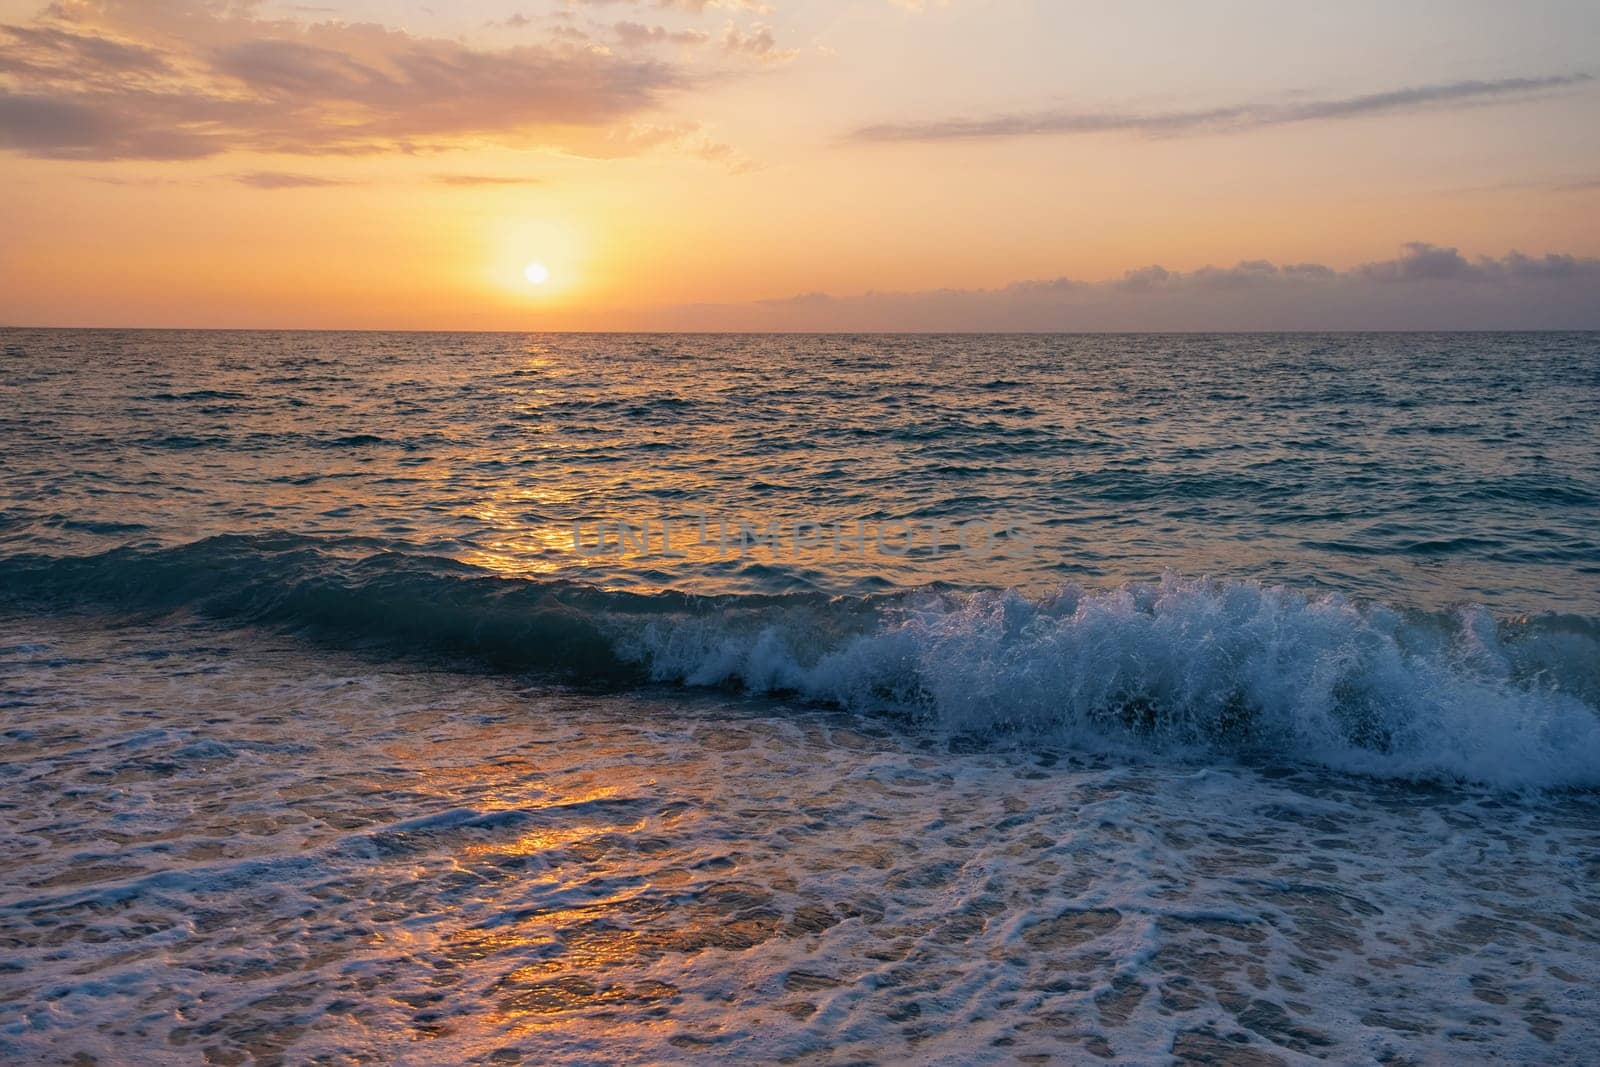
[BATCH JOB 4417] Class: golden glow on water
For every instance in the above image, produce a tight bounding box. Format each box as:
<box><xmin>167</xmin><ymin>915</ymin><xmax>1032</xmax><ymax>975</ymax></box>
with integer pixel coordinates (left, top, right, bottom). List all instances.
<box><xmin>15</xmin><ymin>331</ymin><xmax>1584</xmax><ymax>610</ymax></box>
<box><xmin>468</xmin><ymin>820</ymin><xmax>647</xmax><ymax>859</ymax></box>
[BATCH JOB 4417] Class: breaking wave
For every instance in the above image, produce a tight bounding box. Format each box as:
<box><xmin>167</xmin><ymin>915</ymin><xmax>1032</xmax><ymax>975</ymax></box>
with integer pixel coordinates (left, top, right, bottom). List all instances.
<box><xmin>3</xmin><ymin>534</ymin><xmax>1597</xmax><ymax>789</ymax></box>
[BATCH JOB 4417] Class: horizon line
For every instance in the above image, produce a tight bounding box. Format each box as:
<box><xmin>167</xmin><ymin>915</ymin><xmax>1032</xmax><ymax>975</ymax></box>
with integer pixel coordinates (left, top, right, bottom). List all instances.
<box><xmin>5</xmin><ymin>325</ymin><xmax>1600</xmax><ymax>336</ymax></box>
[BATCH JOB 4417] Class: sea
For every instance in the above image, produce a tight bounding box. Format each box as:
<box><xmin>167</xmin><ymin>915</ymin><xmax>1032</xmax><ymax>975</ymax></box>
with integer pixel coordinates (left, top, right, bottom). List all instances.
<box><xmin>1</xmin><ymin>329</ymin><xmax>1597</xmax><ymax>1064</ymax></box>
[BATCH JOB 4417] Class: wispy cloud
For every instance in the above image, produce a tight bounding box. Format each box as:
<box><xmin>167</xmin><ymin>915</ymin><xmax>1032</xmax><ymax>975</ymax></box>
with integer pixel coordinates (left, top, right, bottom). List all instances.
<box><xmin>850</xmin><ymin>74</ymin><xmax>1593</xmax><ymax>143</ymax></box>
<box><xmin>232</xmin><ymin>170</ymin><xmax>346</xmax><ymax>189</ymax></box>
<box><xmin>433</xmin><ymin>174</ymin><xmax>543</xmax><ymax>186</ymax></box>
<box><xmin>613</xmin><ymin>21</ymin><xmax>710</xmax><ymax>48</ymax></box>
<box><xmin>570</xmin><ymin>0</ymin><xmax>774</xmax><ymax>11</ymax></box>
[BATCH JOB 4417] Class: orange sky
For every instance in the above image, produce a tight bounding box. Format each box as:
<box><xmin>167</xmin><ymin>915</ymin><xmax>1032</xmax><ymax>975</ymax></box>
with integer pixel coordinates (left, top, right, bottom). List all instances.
<box><xmin>1</xmin><ymin>0</ymin><xmax>1597</xmax><ymax>329</ymax></box>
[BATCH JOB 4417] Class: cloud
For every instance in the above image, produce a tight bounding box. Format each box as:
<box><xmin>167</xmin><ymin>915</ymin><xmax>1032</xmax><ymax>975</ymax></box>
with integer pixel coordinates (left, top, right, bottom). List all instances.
<box><xmin>232</xmin><ymin>169</ymin><xmax>345</xmax><ymax>188</ymax></box>
<box><xmin>623</xmin><ymin>243</ymin><xmax>1600</xmax><ymax>330</ymax></box>
<box><xmin>579</xmin><ymin>117</ymin><xmax>754</xmax><ymax>170</ymax></box>
<box><xmin>570</xmin><ymin>0</ymin><xmax>774</xmax><ymax>11</ymax></box>
<box><xmin>0</xmin><ymin>0</ymin><xmax>693</xmax><ymax>160</ymax></box>
<box><xmin>613</xmin><ymin>21</ymin><xmax>710</xmax><ymax>47</ymax></box>
<box><xmin>0</xmin><ymin>22</ymin><xmax>170</xmax><ymax>77</ymax></box>
<box><xmin>850</xmin><ymin>73</ymin><xmax>1594</xmax><ymax>143</ymax></box>
<box><xmin>721</xmin><ymin>21</ymin><xmax>794</xmax><ymax>61</ymax></box>
<box><xmin>1443</xmin><ymin>173</ymin><xmax>1600</xmax><ymax>196</ymax></box>
<box><xmin>433</xmin><ymin>173</ymin><xmax>543</xmax><ymax>186</ymax></box>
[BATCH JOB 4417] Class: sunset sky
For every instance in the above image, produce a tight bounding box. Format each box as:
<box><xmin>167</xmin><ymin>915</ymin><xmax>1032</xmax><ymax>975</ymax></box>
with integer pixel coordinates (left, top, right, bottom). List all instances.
<box><xmin>2</xmin><ymin>0</ymin><xmax>1597</xmax><ymax>329</ymax></box>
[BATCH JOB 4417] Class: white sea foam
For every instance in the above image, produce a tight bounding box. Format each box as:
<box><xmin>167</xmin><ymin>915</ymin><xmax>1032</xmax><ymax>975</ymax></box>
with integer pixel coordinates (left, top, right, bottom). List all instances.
<box><xmin>621</xmin><ymin>576</ymin><xmax>1600</xmax><ymax>789</ymax></box>
<box><xmin>3</xmin><ymin>615</ymin><xmax>1597</xmax><ymax>1065</ymax></box>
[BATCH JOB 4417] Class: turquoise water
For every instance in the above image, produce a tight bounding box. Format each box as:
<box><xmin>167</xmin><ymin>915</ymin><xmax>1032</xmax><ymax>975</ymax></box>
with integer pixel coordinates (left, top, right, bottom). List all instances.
<box><xmin>1</xmin><ymin>330</ymin><xmax>1597</xmax><ymax>1063</ymax></box>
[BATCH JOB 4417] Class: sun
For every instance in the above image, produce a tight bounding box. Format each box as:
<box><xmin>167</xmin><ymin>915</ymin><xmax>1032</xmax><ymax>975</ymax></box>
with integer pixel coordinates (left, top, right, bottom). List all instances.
<box><xmin>523</xmin><ymin>262</ymin><xmax>550</xmax><ymax>286</ymax></box>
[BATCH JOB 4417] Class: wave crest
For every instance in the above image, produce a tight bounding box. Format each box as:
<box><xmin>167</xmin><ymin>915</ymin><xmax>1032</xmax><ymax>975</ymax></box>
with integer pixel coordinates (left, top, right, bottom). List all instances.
<box><xmin>3</xmin><ymin>535</ymin><xmax>1596</xmax><ymax>789</ymax></box>
<box><xmin>632</xmin><ymin>579</ymin><xmax>1600</xmax><ymax>788</ymax></box>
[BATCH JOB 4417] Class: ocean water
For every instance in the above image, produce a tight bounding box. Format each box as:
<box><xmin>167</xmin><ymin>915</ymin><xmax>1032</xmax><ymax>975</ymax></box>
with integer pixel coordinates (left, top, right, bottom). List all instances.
<box><xmin>1</xmin><ymin>329</ymin><xmax>1598</xmax><ymax>1064</ymax></box>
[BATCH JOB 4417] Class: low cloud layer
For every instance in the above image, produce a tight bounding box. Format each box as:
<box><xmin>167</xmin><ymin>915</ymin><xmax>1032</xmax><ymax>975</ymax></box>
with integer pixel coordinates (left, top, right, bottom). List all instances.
<box><xmin>0</xmin><ymin>0</ymin><xmax>692</xmax><ymax>160</ymax></box>
<box><xmin>634</xmin><ymin>244</ymin><xmax>1600</xmax><ymax>330</ymax></box>
<box><xmin>852</xmin><ymin>74</ymin><xmax>1593</xmax><ymax>143</ymax></box>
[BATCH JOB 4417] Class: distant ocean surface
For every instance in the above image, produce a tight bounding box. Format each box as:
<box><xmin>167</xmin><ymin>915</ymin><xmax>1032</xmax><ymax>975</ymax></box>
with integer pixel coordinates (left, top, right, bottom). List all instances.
<box><xmin>2</xmin><ymin>330</ymin><xmax>1598</xmax><ymax>1064</ymax></box>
